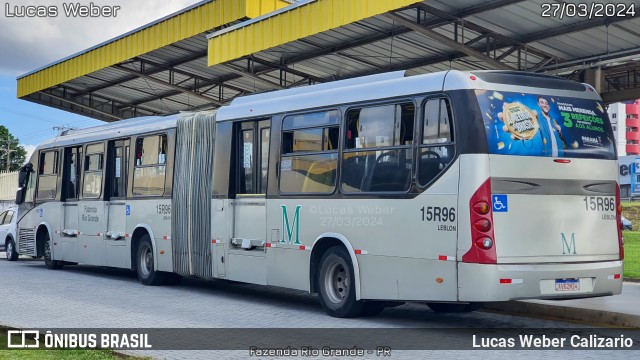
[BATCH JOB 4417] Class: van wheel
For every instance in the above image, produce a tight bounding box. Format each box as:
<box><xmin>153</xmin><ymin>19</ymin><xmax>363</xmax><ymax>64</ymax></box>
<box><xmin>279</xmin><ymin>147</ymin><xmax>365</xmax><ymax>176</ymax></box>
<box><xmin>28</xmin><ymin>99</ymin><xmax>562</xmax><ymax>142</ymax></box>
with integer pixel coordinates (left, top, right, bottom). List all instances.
<box><xmin>317</xmin><ymin>247</ymin><xmax>363</xmax><ymax>318</ymax></box>
<box><xmin>427</xmin><ymin>302</ymin><xmax>483</xmax><ymax>313</ymax></box>
<box><xmin>136</xmin><ymin>234</ymin><xmax>165</xmax><ymax>285</ymax></box>
<box><xmin>6</xmin><ymin>239</ymin><xmax>18</xmax><ymax>261</ymax></box>
<box><xmin>43</xmin><ymin>234</ymin><xmax>63</xmax><ymax>269</ymax></box>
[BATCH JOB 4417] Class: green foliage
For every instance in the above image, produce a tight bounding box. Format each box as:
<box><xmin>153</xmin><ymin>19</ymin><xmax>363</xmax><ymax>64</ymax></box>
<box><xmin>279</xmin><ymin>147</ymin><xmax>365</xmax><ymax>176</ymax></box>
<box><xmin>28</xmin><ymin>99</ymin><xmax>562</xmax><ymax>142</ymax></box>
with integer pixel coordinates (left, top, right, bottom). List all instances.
<box><xmin>0</xmin><ymin>125</ymin><xmax>27</xmax><ymax>172</ymax></box>
<box><xmin>623</xmin><ymin>231</ymin><xmax>640</xmax><ymax>279</ymax></box>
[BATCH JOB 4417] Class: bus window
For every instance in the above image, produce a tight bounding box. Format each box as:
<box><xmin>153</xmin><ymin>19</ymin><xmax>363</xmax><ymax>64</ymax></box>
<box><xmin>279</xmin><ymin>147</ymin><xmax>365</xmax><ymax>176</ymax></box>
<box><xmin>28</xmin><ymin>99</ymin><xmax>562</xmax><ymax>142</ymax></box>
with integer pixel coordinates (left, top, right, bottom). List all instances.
<box><xmin>36</xmin><ymin>150</ymin><xmax>59</xmax><ymax>200</ymax></box>
<box><xmin>63</xmin><ymin>147</ymin><xmax>82</xmax><ymax>200</ymax></box>
<box><xmin>280</xmin><ymin>110</ymin><xmax>339</xmax><ymax>194</ymax></box>
<box><xmin>82</xmin><ymin>144</ymin><xmax>104</xmax><ymax>199</ymax></box>
<box><xmin>239</xmin><ymin>129</ymin><xmax>255</xmax><ymax>193</ymax></box>
<box><xmin>477</xmin><ymin>90</ymin><xmax>615</xmax><ymax>159</ymax></box>
<box><xmin>260</xmin><ymin>128</ymin><xmax>270</xmax><ymax>193</ymax></box>
<box><xmin>107</xmin><ymin>140</ymin><xmax>128</xmax><ymax>199</ymax></box>
<box><xmin>133</xmin><ymin>135</ymin><xmax>167</xmax><ymax>196</ymax></box>
<box><xmin>342</xmin><ymin>103</ymin><xmax>414</xmax><ymax>193</ymax></box>
<box><xmin>418</xmin><ymin>98</ymin><xmax>455</xmax><ymax>187</ymax></box>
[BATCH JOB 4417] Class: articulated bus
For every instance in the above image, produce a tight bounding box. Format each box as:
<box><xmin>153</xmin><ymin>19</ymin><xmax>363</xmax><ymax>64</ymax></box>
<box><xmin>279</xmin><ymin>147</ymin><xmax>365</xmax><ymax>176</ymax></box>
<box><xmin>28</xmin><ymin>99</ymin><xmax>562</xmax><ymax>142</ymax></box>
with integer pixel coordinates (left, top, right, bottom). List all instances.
<box><xmin>13</xmin><ymin>70</ymin><xmax>623</xmax><ymax>317</ymax></box>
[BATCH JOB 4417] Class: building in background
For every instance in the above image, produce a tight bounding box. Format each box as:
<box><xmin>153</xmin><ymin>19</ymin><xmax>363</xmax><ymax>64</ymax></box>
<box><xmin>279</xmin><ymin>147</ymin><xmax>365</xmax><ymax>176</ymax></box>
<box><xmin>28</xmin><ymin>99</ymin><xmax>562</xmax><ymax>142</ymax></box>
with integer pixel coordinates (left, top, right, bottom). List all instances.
<box><xmin>608</xmin><ymin>100</ymin><xmax>640</xmax><ymax>156</ymax></box>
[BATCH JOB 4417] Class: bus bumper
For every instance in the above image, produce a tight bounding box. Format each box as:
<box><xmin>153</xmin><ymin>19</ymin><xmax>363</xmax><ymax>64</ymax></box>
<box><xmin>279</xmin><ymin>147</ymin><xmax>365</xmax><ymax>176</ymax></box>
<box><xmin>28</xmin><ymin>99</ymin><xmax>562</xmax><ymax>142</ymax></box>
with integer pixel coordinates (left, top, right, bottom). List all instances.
<box><xmin>458</xmin><ymin>261</ymin><xmax>624</xmax><ymax>302</ymax></box>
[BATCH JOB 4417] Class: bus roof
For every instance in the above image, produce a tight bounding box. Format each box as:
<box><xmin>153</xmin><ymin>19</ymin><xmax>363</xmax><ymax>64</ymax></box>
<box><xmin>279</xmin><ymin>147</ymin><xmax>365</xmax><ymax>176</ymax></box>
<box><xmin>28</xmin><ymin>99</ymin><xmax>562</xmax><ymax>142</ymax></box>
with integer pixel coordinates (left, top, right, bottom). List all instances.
<box><xmin>36</xmin><ymin>113</ymin><xmax>180</xmax><ymax>151</ymax></box>
<box><xmin>215</xmin><ymin>70</ymin><xmax>597</xmax><ymax>121</ymax></box>
<box><xmin>33</xmin><ymin>70</ymin><xmax>598</xmax><ymax>152</ymax></box>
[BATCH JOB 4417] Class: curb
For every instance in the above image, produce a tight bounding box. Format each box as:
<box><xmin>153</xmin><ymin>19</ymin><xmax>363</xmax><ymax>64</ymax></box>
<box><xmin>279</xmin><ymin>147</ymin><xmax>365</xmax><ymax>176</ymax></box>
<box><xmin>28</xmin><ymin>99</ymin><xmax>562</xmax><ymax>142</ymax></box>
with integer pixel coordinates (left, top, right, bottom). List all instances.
<box><xmin>483</xmin><ymin>301</ymin><xmax>640</xmax><ymax>328</ymax></box>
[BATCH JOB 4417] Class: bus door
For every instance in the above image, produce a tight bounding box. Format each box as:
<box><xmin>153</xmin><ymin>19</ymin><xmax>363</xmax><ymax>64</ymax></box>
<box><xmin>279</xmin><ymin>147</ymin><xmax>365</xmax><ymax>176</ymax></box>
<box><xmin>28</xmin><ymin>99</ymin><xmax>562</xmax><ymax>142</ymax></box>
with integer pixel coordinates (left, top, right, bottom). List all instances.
<box><xmin>78</xmin><ymin>143</ymin><xmax>106</xmax><ymax>266</ymax></box>
<box><xmin>104</xmin><ymin>139</ymin><xmax>129</xmax><ymax>268</ymax></box>
<box><xmin>227</xmin><ymin>120</ymin><xmax>270</xmax><ymax>285</ymax></box>
<box><xmin>61</xmin><ymin>146</ymin><xmax>82</xmax><ymax>262</ymax></box>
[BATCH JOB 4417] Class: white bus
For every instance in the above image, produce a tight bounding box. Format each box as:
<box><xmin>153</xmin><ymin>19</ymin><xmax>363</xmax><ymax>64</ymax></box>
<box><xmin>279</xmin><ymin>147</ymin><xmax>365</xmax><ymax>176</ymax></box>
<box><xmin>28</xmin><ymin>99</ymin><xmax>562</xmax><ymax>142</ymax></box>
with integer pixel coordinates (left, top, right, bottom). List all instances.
<box><xmin>14</xmin><ymin>70</ymin><xmax>623</xmax><ymax>317</ymax></box>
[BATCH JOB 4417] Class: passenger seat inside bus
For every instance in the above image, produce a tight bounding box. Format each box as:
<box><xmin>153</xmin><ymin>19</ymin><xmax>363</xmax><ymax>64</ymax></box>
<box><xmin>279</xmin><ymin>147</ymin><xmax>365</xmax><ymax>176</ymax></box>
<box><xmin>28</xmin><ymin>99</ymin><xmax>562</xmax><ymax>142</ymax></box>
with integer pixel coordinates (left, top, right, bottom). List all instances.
<box><xmin>366</xmin><ymin>158</ymin><xmax>410</xmax><ymax>192</ymax></box>
<box><xmin>418</xmin><ymin>151</ymin><xmax>443</xmax><ymax>185</ymax></box>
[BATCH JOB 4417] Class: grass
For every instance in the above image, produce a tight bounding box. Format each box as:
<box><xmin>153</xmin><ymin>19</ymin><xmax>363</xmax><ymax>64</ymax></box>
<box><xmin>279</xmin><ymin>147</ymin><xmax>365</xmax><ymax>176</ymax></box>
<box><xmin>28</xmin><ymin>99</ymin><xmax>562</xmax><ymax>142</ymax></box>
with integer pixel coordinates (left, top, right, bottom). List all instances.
<box><xmin>0</xmin><ymin>331</ymin><xmax>145</xmax><ymax>360</ymax></box>
<box><xmin>623</xmin><ymin>230</ymin><xmax>640</xmax><ymax>279</ymax></box>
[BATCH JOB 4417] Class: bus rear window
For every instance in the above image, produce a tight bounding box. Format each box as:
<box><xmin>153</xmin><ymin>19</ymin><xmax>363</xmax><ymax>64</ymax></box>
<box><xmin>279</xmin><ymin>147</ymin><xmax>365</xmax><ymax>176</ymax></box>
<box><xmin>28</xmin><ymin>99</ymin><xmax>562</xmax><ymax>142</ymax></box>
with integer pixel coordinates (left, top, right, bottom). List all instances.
<box><xmin>477</xmin><ymin>90</ymin><xmax>615</xmax><ymax>159</ymax></box>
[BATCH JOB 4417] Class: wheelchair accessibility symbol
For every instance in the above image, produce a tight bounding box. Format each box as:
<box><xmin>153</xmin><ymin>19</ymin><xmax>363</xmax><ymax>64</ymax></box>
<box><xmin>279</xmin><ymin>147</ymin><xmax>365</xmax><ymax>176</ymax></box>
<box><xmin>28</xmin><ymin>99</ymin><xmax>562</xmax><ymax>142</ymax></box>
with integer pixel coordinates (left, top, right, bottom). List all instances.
<box><xmin>492</xmin><ymin>194</ymin><xmax>508</xmax><ymax>212</ymax></box>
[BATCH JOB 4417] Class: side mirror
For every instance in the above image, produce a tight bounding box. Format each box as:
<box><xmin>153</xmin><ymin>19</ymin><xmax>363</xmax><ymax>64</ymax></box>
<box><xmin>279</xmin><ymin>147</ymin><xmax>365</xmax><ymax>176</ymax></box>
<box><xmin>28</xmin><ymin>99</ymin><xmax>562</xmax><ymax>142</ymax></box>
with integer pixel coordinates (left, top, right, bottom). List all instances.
<box><xmin>15</xmin><ymin>162</ymin><xmax>33</xmax><ymax>205</ymax></box>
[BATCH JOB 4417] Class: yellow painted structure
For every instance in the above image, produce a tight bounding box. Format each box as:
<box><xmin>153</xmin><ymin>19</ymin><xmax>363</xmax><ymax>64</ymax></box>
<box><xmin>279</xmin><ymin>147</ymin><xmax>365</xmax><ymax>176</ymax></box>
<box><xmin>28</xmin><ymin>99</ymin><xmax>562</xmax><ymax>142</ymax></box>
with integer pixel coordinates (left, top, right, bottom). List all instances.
<box><xmin>208</xmin><ymin>0</ymin><xmax>421</xmax><ymax>66</ymax></box>
<box><xmin>17</xmin><ymin>0</ymin><xmax>289</xmax><ymax>98</ymax></box>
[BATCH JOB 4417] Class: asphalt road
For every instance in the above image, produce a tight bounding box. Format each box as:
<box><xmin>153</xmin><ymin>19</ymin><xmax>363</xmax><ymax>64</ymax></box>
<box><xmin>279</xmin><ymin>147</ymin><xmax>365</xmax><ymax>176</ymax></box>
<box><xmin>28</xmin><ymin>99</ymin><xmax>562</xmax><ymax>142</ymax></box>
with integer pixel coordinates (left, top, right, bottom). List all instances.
<box><xmin>1</xmin><ymin>254</ymin><xmax>638</xmax><ymax>359</ymax></box>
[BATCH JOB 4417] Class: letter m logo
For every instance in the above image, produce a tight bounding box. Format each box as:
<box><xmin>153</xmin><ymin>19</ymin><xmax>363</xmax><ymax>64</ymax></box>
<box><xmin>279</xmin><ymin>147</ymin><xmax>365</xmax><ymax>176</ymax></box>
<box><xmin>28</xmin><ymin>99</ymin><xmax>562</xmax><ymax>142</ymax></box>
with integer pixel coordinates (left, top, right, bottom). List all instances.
<box><xmin>281</xmin><ymin>205</ymin><xmax>302</xmax><ymax>244</ymax></box>
<box><xmin>561</xmin><ymin>233</ymin><xmax>577</xmax><ymax>255</ymax></box>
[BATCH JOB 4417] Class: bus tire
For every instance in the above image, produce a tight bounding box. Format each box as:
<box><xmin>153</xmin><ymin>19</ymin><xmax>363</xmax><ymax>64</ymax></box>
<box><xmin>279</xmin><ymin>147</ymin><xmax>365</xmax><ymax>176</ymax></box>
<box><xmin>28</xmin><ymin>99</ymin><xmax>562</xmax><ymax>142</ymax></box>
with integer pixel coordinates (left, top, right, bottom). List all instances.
<box><xmin>43</xmin><ymin>233</ymin><xmax>63</xmax><ymax>270</ymax></box>
<box><xmin>317</xmin><ymin>246</ymin><xmax>363</xmax><ymax>318</ymax></box>
<box><xmin>6</xmin><ymin>238</ymin><xmax>18</xmax><ymax>261</ymax></box>
<box><xmin>136</xmin><ymin>235</ymin><xmax>165</xmax><ymax>285</ymax></box>
<box><xmin>426</xmin><ymin>302</ymin><xmax>483</xmax><ymax>313</ymax></box>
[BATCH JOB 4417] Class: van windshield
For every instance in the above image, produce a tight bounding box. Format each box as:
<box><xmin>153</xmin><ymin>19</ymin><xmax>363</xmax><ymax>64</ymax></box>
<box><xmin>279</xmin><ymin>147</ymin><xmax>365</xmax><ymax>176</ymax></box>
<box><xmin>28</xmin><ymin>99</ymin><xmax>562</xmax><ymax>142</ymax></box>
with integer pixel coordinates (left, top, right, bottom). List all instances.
<box><xmin>476</xmin><ymin>90</ymin><xmax>615</xmax><ymax>160</ymax></box>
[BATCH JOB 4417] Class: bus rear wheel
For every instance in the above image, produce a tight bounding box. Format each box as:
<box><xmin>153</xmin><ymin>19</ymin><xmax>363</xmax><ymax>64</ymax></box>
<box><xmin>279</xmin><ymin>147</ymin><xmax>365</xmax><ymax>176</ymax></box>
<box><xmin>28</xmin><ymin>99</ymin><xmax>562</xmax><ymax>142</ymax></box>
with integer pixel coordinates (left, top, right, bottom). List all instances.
<box><xmin>317</xmin><ymin>246</ymin><xmax>364</xmax><ymax>318</ymax></box>
<box><xmin>136</xmin><ymin>235</ymin><xmax>165</xmax><ymax>285</ymax></box>
<box><xmin>43</xmin><ymin>234</ymin><xmax>63</xmax><ymax>269</ymax></box>
<box><xmin>426</xmin><ymin>302</ymin><xmax>483</xmax><ymax>313</ymax></box>
<box><xmin>6</xmin><ymin>239</ymin><xmax>18</xmax><ymax>261</ymax></box>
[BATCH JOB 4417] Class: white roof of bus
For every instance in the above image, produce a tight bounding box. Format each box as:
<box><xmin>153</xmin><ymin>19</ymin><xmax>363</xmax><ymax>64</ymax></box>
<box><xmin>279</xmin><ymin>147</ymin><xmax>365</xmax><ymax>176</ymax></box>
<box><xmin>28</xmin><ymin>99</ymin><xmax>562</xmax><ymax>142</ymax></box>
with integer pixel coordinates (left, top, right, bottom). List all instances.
<box><xmin>216</xmin><ymin>70</ymin><xmax>448</xmax><ymax>121</ymax></box>
<box><xmin>34</xmin><ymin>69</ymin><xmax>598</xmax><ymax>153</ymax></box>
<box><xmin>37</xmin><ymin>114</ymin><xmax>179</xmax><ymax>150</ymax></box>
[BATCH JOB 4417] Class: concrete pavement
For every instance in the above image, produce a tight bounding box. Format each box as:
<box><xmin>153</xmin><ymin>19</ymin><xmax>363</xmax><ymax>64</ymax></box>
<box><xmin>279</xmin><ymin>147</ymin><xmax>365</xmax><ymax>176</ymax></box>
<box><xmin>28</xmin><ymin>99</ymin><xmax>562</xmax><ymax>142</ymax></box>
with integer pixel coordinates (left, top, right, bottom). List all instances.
<box><xmin>485</xmin><ymin>282</ymin><xmax>640</xmax><ymax>327</ymax></box>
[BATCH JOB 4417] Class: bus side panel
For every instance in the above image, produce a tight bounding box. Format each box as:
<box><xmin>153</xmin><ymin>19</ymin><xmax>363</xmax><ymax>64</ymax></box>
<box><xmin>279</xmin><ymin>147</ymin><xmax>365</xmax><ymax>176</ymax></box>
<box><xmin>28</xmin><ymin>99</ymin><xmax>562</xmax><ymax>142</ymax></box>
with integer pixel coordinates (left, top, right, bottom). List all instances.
<box><xmin>126</xmin><ymin>198</ymin><xmax>173</xmax><ymax>272</ymax></box>
<box><xmin>26</xmin><ymin>203</ymin><xmax>62</xmax><ymax>258</ymax></box>
<box><xmin>265</xmin><ymin>160</ymin><xmax>460</xmax><ymax>301</ymax></box>
<box><xmin>456</xmin><ymin>154</ymin><xmax>491</xmax><ymax>299</ymax></box>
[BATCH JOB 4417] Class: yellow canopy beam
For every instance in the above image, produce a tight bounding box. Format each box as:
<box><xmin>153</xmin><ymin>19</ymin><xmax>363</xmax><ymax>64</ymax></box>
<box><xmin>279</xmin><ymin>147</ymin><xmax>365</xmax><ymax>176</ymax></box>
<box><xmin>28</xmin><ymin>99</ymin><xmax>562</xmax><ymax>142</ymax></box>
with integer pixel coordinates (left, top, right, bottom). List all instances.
<box><xmin>208</xmin><ymin>0</ymin><xmax>421</xmax><ymax>67</ymax></box>
<box><xmin>17</xmin><ymin>0</ymin><xmax>289</xmax><ymax>98</ymax></box>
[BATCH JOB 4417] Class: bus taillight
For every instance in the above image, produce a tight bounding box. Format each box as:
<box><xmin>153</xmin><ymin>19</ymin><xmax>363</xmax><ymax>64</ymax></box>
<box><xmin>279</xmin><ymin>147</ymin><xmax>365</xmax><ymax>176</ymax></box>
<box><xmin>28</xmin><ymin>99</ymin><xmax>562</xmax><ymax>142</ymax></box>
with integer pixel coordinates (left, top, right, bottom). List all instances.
<box><xmin>463</xmin><ymin>178</ymin><xmax>497</xmax><ymax>264</ymax></box>
<box><xmin>473</xmin><ymin>219</ymin><xmax>491</xmax><ymax>232</ymax></box>
<box><xmin>616</xmin><ymin>183</ymin><xmax>624</xmax><ymax>260</ymax></box>
<box><xmin>472</xmin><ymin>201</ymin><xmax>490</xmax><ymax>215</ymax></box>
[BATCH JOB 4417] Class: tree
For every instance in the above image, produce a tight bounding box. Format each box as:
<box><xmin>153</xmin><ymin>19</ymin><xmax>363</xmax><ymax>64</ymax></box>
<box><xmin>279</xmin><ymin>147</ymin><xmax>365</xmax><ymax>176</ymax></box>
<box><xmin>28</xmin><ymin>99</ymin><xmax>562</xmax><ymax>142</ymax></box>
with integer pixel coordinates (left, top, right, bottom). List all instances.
<box><xmin>0</xmin><ymin>125</ymin><xmax>27</xmax><ymax>172</ymax></box>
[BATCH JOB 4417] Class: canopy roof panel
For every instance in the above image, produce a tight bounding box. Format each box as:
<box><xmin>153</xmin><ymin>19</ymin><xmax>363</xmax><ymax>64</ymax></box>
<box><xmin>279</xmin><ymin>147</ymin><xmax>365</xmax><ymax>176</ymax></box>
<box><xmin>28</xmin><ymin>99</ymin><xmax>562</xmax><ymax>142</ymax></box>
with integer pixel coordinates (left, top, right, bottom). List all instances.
<box><xmin>18</xmin><ymin>0</ymin><xmax>640</xmax><ymax>122</ymax></box>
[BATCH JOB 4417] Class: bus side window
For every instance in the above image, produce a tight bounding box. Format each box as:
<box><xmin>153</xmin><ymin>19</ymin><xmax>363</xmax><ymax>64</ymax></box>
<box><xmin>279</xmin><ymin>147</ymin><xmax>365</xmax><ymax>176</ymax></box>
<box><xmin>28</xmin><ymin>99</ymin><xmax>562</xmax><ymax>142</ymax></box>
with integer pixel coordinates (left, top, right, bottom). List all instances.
<box><xmin>418</xmin><ymin>98</ymin><xmax>455</xmax><ymax>187</ymax></box>
<box><xmin>133</xmin><ymin>135</ymin><xmax>167</xmax><ymax>196</ymax></box>
<box><xmin>36</xmin><ymin>150</ymin><xmax>59</xmax><ymax>201</ymax></box>
<box><xmin>82</xmin><ymin>143</ymin><xmax>104</xmax><ymax>199</ymax></box>
<box><xmin>63</xmin><ymin>147</ymin><xmax>82</xmax><ymax>200</ymax></box>
<box><xmin>279</xmin><ymin>110</ymin><xmax>339</xmax><ymax>194</ymax></box>
<box><xmin>341</xmin><ymin>103</ymin><xmax>414</xmax><ymax>193</ymax></box>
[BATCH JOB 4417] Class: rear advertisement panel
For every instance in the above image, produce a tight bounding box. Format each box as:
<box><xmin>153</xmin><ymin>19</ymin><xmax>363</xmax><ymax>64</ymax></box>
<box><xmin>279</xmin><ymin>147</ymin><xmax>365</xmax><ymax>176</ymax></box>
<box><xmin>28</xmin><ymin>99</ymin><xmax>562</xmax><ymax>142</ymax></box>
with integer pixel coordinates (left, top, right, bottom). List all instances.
<box><xmin>477</xmin><ymin>90</ymin><xmax>615</xmax><ymax>159</ymax></box>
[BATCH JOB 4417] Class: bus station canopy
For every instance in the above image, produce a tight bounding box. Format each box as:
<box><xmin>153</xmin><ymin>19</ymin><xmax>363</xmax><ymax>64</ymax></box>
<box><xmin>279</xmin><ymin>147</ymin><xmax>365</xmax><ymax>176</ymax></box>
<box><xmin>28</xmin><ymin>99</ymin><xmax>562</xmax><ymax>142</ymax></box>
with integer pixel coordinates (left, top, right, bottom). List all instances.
<box><xmin>17</xmin><ymin>0</ymin><xmax>640</xmax><ymax>122</ymax></box>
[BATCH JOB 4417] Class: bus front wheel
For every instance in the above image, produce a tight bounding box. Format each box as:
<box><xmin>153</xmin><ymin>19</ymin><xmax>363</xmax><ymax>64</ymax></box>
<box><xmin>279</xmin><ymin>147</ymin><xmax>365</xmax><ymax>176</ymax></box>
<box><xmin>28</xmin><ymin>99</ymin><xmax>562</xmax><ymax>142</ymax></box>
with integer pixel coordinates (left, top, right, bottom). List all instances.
<box><xmin>317</xmin><ymin>246</ymin><xmax>364</xmax><ymax>318</ymax></box>
<box><xmin>43</xmin><ymin>234</ymin><xmax>63</xmax><ymax>270</ymax></box>
<box><xmin>136</xmin><ymin>235</ymin><xmax>165</xmax><ymax>285</ymax></box>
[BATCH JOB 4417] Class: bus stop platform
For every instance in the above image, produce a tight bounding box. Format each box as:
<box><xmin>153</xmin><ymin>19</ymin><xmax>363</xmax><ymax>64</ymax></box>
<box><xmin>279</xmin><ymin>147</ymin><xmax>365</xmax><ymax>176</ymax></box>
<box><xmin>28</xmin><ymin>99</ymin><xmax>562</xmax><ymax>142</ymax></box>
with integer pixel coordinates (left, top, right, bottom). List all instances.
<box><xmin>484</xmin><ymin>282</ymin><xmax>640</xmax><ymax>327</ymax></box>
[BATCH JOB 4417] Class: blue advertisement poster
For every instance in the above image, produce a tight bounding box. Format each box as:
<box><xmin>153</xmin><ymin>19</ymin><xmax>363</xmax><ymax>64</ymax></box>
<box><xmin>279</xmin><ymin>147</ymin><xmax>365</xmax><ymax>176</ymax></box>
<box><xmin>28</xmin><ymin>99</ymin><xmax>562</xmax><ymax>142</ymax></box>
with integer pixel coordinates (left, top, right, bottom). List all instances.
<box><xmin>476</xmin><ymin>90</ymin><xmax>615</xmax><ymax>159</ymax></box>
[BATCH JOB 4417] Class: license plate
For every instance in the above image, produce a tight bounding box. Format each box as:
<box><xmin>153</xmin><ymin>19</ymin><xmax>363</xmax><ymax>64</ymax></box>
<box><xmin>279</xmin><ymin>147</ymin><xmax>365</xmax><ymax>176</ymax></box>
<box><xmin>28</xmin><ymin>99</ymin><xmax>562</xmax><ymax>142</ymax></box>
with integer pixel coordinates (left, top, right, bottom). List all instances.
<box><xmin>555</xmin><ymin>278</ymin><xmax>580</xmax><ymax>291</ymax></box>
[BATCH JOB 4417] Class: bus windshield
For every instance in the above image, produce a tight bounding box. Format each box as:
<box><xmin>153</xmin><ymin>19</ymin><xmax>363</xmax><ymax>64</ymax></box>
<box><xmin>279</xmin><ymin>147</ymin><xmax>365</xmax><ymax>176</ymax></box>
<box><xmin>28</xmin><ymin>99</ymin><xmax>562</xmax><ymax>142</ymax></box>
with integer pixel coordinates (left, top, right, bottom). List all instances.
<box><xmin>477</xmin><ymin>89</ymin><xmax>615</xmax><ymax>159</ymax></box>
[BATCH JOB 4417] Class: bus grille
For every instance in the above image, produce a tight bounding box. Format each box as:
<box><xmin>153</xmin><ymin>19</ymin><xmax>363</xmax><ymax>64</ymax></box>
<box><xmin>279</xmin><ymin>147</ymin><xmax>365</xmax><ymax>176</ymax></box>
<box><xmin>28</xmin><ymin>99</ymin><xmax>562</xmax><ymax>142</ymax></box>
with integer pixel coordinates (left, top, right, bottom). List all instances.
<box><xmin>172</xmin><ymin>111</ymin><xmax>217</xmax><ymax>280</ymax></box>
<box><xmin>18</xmin><ymin>228</ymin><xmax>35</xmax><ymax>256</ymax></box>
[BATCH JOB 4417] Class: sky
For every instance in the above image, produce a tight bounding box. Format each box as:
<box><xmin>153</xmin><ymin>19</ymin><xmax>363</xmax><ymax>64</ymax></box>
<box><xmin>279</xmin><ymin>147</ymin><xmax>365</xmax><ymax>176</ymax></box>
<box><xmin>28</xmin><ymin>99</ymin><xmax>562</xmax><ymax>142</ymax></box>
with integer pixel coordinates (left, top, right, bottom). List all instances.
<box><xmin>0</xmin><ymin>0</ymin><xmax>203</xmax><ymax>162</ymax></box>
